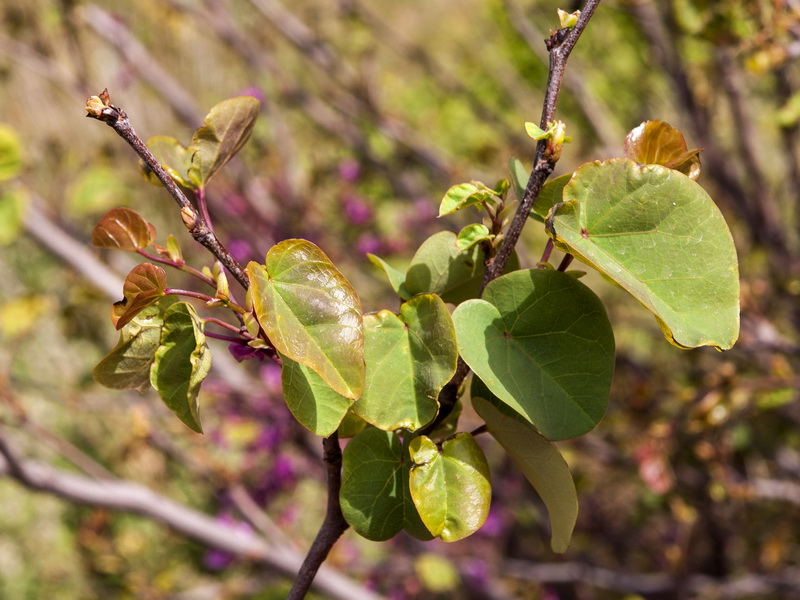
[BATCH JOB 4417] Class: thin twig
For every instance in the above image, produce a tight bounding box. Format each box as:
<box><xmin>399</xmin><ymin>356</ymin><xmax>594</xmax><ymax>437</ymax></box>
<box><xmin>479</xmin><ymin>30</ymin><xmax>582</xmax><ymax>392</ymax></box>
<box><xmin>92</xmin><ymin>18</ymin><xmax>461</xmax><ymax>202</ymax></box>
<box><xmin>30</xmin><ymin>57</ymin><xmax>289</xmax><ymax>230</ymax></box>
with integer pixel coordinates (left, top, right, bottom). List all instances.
<box><xmin>85</xmin><ymin>90</ymin><xmax>250</xmax><ymax>289</ymax></box>
<box><xmin>288</xmin><ymin>432</ymin><xmax>350</xmax><ymax>600</ymax></box>
<box><xmin>483</xmin><ymin>0</ymin><xmax>601</xmax><ymax>287</ymax></box>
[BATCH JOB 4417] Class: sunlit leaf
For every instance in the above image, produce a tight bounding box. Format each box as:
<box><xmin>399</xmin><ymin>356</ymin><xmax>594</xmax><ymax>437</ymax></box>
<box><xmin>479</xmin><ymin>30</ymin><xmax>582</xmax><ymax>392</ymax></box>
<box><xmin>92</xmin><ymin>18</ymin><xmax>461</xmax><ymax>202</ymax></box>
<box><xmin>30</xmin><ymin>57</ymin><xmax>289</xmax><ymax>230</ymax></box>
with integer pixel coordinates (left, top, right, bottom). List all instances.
<box><xmin>0</xmin><ymin>124</ymin><xmax>22</xmax><ymax>182</ymax></box>
<box><xmin>408</xmin><ymin>433</ymin><xmax>491</xmax><ymax>542</ymax></box>
<box><xmin>456</xmin><ymin>224</ymin><xmax>491</xmax><ymax>251</ymax></box>
<box><xmin>281</xmin><ymin>353</ymin><xmax>355</xmax><ymax>437</ymax></box>
<box><xmin>546</xmin><ymin>159</ymin><xmax>739</xmax><ymax>350</ymax></box>
<box><xmin>92</xmin><ymin>207</ymin><xmax>156</xmax><ymax>251</ymax></box>
<box><xmin>438</xmin><ymin>182</ymin><xmax>492</xmax><ymax>217</ymax></box>
<box><xmin>367</xmin><ymin>253</ymin><xmax>411</xmax><ymax>300</ymax></box>
<box><xmin>112</xmin><ymin>263</ymin><xmax>167</xmax><ymax>330</ymax></box>
<box><xmin>452</xmin><ymin>269</ymin><xmax>615</xmax><ymax>440</ymax></box>
<box><xmin>93</xmin><ymin>298</ymin><xmax>176</xmax><ymax>391</ymax></box>
<box><xmin>624</xmin><ymin>120</ymin><xmax>701</xmax><ymax>180</ymax></box>
<box><xmin>188</xmin><ymin>96</ymin><xmax>261</xmax><ymax>187</ymax></box>
<box><xmin>340</xmin><ymin>428</ymin><xmax>428</xmax><ymax>541</ymax></box>
<box><xmin>150</xmin><ymin>302</ymin><xmax>211</xmax><ymax>433</ymax></box>
<box><xmin>143</xmin><ymin>135</ymin><xmax>194</xmax><ymax>188</ymax></box>
<box><xmin>472</xmin><ymin>381</ymin><xmax>577</xmax><ymax>553</ymax></box>
<box><xmin>353</xmin><ymin>294</ymin><xmax>457</xmax><ymax>431</ymax></box>
<box><xmin>248</xmin><ymin>239</ymin><xmax>365</xmax><ymax>398</ymax></box>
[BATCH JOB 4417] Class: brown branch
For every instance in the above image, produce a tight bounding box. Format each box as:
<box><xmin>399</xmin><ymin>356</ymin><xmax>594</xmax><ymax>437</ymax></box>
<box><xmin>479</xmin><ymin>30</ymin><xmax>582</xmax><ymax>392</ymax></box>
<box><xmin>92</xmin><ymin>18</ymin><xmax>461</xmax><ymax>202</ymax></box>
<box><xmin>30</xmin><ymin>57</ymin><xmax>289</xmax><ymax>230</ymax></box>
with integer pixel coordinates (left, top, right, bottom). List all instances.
<box><xmin>84</xmin><ymin>90</ymin><xmax>250</xmax><ymax>290</ymax></box>
<box><xmin>288</xmin><ymin>432</ymin><xmax>350</xmax><ymax>600</ymax></box>
<box><xmin>483</xmin><ymin>0</ymin><xmax>601</xmax><ymax>286</ymax></box>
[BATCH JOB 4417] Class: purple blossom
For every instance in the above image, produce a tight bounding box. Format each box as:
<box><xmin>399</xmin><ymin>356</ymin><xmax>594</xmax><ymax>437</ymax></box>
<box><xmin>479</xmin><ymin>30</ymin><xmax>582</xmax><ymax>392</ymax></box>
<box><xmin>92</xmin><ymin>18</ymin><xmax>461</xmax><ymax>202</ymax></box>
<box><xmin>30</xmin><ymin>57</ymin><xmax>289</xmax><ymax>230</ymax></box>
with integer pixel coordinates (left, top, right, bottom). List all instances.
<box><xmin>259</xmin><ymin>363</ymin><xmax>282</xmax><ymax>394</ymax></box>
<box><xmin>227</xmin><ymin>238</ymin><xmax>253</xmax><ymax>263</ymax></box>
<box><xmin>228</xmin><ymin>341</ymin><xmax>266</xmax><ymax>363</ymax></box>
<box><xmin>338</xmin><ymin>158</ymin><xmax>361</xmax><ymax>182</ymax></box>
<box><xmin>202</xmin><ymin>514</ymin><xmax>253</xmax><ymax>571</ymax></box>
<box><xmin>342</xmin><ymin>193</ymin><xmax>373</xmax><ymax>225</ymax></box>
<box><xmin>355</xmin><ymin>233</ymin><xmax>382</xmax><ymax>256</ymax></box>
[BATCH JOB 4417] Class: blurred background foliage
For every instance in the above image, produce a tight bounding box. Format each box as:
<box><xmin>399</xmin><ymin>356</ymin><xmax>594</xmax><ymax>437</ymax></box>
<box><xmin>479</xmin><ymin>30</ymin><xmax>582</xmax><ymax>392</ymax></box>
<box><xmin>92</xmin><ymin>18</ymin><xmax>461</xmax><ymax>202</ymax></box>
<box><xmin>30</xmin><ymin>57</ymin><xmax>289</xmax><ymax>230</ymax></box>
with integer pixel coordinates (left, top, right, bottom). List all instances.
<box><xmin>2</xmin><ymin>0</ymin><xmax>800</xmax><ymax>598</ymax></box>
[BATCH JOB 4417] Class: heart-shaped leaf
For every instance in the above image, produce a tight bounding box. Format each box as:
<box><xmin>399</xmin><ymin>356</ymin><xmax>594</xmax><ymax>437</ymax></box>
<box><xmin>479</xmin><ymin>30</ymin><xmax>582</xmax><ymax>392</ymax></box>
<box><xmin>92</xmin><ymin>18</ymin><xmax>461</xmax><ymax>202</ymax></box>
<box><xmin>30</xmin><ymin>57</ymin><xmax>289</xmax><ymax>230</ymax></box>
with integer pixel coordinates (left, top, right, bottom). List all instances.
<box><xmin>405</xmin><ymin>232</ymin><xmax>518</xmax><ymax>305</ymax></box>
<box><xmin>353</xmin><ymin>294</ymin><xmax>457</xmax><ymax>431</ymax></box>
<box><xmin>112</xmin><ymin>263</ymin><xmax>167</xmax><ymax>330</ymax></box>
<box><xmin>248</xmin><ymin>239</ymin><xmax>365</xmax><ymax>399</ymax></box>
<box><xmin>340</xmin><ymin>428</ymin><xmax>429</xmax><ymax>541</ymax></box>
<box><xmin>280</xmin><ymin>353</ymin><xmax>355</xmax><ymax>437</ymax></box>
<box><xmin>408</xmin><ymin>433</ymin><xmax>491</xmax><ymax>542</ymax></box>
<box><xmin>150</xmin><ymin>302</ymin><xmax>211</xmax><ymax>433</ymax></box>
<box><xmin>452</xmin><ymin>269</ymin><xmax>615</xmax><ymax>441</ymax></box>
<box><xmin>143</xmin><ymin>136</ymin><xmax>195</xmax><ymax>188</ymax></box>
<box><xmin>546</xmin><ymin>159</ymin><xmax>739</xmax><ymax>350</ymax></box>
<box><xmin>93</xmin><ymin>298</ymin><xmax>176</xmax><ymax>391</ymax></box>
<box><xmin>471</xmin><ymin>379</ymin><xmax>577</xmax><ymax>553</ymax></box>
<box><xmin>92</xmin><ymin>207</ymin><xmax>156</xmax><ymax>251</ymax></box>
<box><xmin>188</xmin><ymin>96</ymin><xmax>261</xmax><ymax>187</ymax></box>
<box><xmin>624</xmin><ymin>120</ymin><xmax>701</xmax><ymax>180</ymax></box>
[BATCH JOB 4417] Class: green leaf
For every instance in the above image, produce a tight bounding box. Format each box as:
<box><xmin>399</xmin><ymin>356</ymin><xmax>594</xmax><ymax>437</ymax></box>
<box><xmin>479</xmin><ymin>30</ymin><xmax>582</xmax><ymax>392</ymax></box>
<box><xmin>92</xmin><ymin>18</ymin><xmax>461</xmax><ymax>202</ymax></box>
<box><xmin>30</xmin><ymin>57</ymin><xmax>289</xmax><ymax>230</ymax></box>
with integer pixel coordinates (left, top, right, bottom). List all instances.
<box><xmin>248</xmin><ymin>239</ymin><xmax>365</xmax><ymax>398</ymax></box>
<box><xmin>112</xmin><ymin>263</ymin><xmax>167</xmax><ymax>330</ymax></box>
<box><xmin>452</xmin><ymin>269</ymin><xmax>615</xmax><ymax>440</ymax></box>
<box><xmin>367</xmin><ymin>253</ymin><xmax>411</xmax><ymax>300</ymax></box>
<box><xmin>93</xmin><ymin>298</ymin><xmax>176</xmax><ymax>391</ymax></box>
<box><xmin>403</xmin><ymin>231</ymin><xmax>484</xmax><ymax>304</ymax></box>
<box><xmin>471</xmin><ymin>380</ymin><xmax>577</xmax><ymax>553</ymax></box>
<box><xmin>188</xmin><ymin>96</ymin><xmax>261</xmax><ymax>187</ymax></box>
<box><xmin>150</xmin><ymin>302</ymin><xmax>211</xmax><ymax>433</ymax></box>
<box><xmin>624</xmin><ymin>120</ymin><xmax>701</xmax><ymax>180</ymax></box>
<box><xmin>353</xmin><ymin>294</ymin><xmax>458</xmax><ymax>431</ymax></box>
<box><xmin>340</xmin><ymin>428</ymin><xmax>425</xmax><ymax>541</ymax></box>
<box><xmin>92</xmin><ymin>207</ymin><xmax>156</xmax><ymax>252</ymax></box>
<box><xmin>456</xmin><ymin>224</ymin><xmax>492</xmax><ymax>251</ymax></box>
<box><xmin>408</xmin><ymin>433</ymin><xmax>491</xmax><ymax>542</ymax></box>
<box><xmin>525</xmin><ymin>122</ymin><xmax>547</xmax><ymax>139</ymax></box>
<box><xmin>531</xmin><ymin>172</ymin><xmax>572</xmax><ymax>221</ymax></box>
<box><xmin>67</xmin><ymin>166</ymin><xmax>130</xmax><ymax>216</ymax></box>
<box><xmin>143</xmin><ymin>136</ymin><xmax>194</xmax><ymax>188</ymax></box>
<box><xmin>508</xmin><ymin>157</ymin><xmax>529</xmax><ymax>202</ymax></box>
<box><xmin>0</xmin><ymin>124</ymin><xmax>22</xmax><ymax>182</ymax></box>
<box><xmin>546</xmin><ymin>158</ymin><xmax>739</xmax><ymax>350</ymax></box>
<box><xmin>438</xmin><ymin>182</ymin><xmax>492</xmax><ymax>217</ymax></box>
<box><xmin>0</xmin><ymin>188</ymin><xmax>28</xmax><ymax>246</ymax></box>
<box><xmin>280</xmin><ymin>353</ymin><xmax>355</xmax><ymax>437</ymax></box>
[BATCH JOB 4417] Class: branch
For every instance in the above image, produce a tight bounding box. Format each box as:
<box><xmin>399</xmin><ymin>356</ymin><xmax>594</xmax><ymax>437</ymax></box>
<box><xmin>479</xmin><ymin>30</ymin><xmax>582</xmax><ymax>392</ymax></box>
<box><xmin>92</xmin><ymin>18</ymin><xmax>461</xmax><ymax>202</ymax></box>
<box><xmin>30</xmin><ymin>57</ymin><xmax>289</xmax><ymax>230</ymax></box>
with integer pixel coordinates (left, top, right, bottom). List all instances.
<box><xmin>84</xmin><ymin>89</ymin><xmax>250</xmax><ymax>290</ymax></box>
<box><xmin>288</xmin><ymin>432</ymin><xmax>350</xmax><ymax>599</ymax></box>
<box><xmin>0</xmin><ymin>433</ymin><xmax>384</xmax><ymax>600</ymax></box>
<box><xmin>483</xmin><ymin>0</ymin><xmax>602</xmax><ymax>286</ymax></box>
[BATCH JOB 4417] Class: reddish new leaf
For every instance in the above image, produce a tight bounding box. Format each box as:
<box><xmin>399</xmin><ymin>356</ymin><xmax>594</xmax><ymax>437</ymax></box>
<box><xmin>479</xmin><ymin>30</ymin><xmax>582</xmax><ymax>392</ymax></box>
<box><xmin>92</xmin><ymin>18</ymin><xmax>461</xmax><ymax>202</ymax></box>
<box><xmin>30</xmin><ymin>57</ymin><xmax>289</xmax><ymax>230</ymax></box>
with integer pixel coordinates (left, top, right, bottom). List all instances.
<box><xmin>92</xmin><ymin>207</ymin><xmax>156</xmax><ymax>251</ymax></box>
<box><xmin>112</xmin><ymin>263</ymin><xmax>168</xmax><ymax>329</ymax></box>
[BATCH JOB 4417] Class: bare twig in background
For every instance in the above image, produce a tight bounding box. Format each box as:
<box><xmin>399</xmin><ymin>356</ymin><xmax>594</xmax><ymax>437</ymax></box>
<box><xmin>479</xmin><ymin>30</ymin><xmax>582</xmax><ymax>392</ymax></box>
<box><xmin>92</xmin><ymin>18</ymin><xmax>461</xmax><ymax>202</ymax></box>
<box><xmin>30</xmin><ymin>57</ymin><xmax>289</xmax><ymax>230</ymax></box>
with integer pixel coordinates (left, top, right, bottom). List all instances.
<box><xmin>0</xmin><ymin>433</ymin><xmax>384</xmax><ymax>600</ymax></box>
<box><xmin>80</xmin><ymin>4</ymin><xmax>203</xmax><ymax>127</ymax></box>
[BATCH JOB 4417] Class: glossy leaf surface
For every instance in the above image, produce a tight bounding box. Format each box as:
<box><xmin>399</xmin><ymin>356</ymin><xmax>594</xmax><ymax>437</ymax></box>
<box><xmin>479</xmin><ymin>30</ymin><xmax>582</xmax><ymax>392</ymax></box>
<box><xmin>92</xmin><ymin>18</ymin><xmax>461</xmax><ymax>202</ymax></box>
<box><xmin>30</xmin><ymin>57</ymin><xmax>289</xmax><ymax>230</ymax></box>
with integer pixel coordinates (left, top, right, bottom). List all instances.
<box><xmin>354</xmin><ymin>294</ymin><xmax>457</xmax><ymax>431</ymax></box>
<box><xmin>547</xmin><ymin>159</ymin><xmax>739</xmax><ymax>350</ymax></box>
<box><xmin>92</xmin><ymin>207</ymin><xmax>156</xmax><ymax>252</ymax></box>
<box><xmin>456</xmin><ymin>224</ymin><xmax>491</xmax><ymax>251</ymax></box>
<box><xmin>408</xmin><ymin>433</ymin><xmax>491</xmax><ymax>542</ymax></box>
<box><xmin>281</xmin><ymin>354</ymin><xmax>354</xmax><ymax>437</ymax></box>
<box><xmin>438</xmin><ymin>182</ymin><xmax>491</xmax><ymax>217</ymax></box>
<box><xmin>624</xmin><ymin>120</ymin><xmax>701</xmax><ymax>180</ymax></box>
<box><xmin>188</xmin><ymin>96</ymin><xmax>260</xmax><ymax>187</ymax></box>
<box><xmin>93</xmin><ymin>298</ymin><xmax>176</xmax><ymax>391</ymax></box>
<box><xmin>340</xmin><ymin>428</ymin><xmax>426</xmax><ymax>541</ymax></box>
<box><xmin>248</xmin><ymin>239</ymin><xmax>365</xmax><ymax>398</ymax></box>
<box><xmin>453</xmin><ymin>269</ymin><xmax>615</xmax><ymax>440</ymax></box>
<box><xmin>472</xmin><ymin>380</ymin><xmax>577</xmax><ymax>553</ymax></box>
<box><xmin>150</xmin><ymin>302</ymin><xmax>211</xmax><ymax>433</ymax></box>
<box><xmin>112</xmin><ymin>263</ymin><xmax>167</xmax><ymax>330</ymax></box>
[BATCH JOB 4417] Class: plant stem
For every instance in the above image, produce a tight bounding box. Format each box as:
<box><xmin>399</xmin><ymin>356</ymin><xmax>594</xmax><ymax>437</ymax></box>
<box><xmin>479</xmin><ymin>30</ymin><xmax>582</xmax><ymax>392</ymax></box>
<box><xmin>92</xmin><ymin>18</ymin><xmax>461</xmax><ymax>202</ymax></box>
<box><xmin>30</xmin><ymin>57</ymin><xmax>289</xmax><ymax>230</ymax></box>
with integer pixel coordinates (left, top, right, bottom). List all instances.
<box><xmin>136</xmin><ymin>248</ymin><xmax>217</xmax><ymax>287</ymax></box>
<box><xmin>288</xmin><ymin>432</ymin><xmax>350</xmax><ymax>600</ymax></box>
<box><xmin>203</xmin><ymin>317</ymin><xmax>244</xmax><ymax>336</ymax></box>
<box><xmin>85</xmin><ymin>92</ymin><xmax>250</xmax><ymax>289</ymax></box>
<box><xmin>482</xmin><ymin>0</ymin><xmax>601</xmax><ymax>289</ymax></box>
